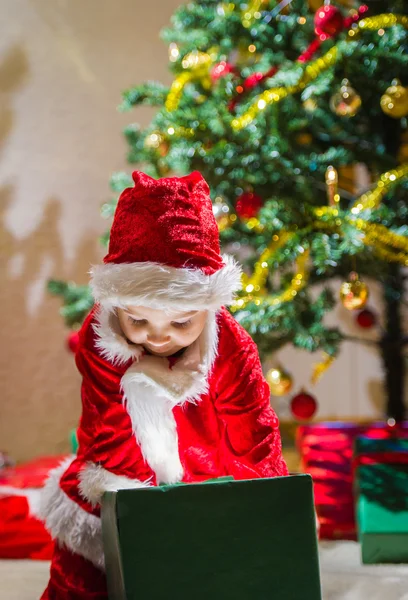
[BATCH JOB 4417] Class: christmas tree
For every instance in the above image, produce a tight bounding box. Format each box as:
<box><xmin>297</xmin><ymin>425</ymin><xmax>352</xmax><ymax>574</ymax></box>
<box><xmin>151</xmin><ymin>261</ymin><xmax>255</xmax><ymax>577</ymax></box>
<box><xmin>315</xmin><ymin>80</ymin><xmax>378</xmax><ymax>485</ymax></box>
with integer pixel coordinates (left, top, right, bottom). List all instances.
<box><xmin>49</xmin><ymin>0</ymin><xmax>408</xmax><ymax>421</ymax></box>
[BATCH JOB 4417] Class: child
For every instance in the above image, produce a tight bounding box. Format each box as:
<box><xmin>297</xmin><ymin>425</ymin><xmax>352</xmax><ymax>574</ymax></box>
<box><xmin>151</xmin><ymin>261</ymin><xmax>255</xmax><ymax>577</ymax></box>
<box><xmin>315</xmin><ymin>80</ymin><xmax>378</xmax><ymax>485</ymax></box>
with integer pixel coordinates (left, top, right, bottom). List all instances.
<box><xmin>39</xmin><ymin>170</ymin><xmax>288</xmax><ymax>599</ymax></box>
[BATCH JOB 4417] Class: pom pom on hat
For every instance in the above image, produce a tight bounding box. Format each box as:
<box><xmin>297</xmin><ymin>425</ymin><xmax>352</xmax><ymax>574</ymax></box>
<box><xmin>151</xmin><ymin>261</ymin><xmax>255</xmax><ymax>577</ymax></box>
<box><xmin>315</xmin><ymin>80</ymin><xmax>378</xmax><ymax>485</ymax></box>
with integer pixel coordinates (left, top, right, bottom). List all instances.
<box><xmin>90</xmin><ymin>171</ymin><xmax>242</xmax><ymax>311</ymax></box>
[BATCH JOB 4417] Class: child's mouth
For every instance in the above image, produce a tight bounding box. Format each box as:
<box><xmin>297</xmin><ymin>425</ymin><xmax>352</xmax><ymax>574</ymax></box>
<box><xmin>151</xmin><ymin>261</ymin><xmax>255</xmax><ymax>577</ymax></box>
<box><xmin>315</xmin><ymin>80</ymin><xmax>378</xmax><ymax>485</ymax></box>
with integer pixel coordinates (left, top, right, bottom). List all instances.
<box><xmin>144</xmin><ymin>344</ymin><xmax>172</xmax><ymax>355</ymax></box>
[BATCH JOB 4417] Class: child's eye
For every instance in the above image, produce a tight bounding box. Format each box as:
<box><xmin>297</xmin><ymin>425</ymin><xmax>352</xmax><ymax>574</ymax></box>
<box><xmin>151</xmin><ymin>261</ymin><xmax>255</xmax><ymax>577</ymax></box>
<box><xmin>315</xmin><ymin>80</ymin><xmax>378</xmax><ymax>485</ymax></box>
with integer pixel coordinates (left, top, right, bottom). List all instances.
<box><xmin>172</xmin><ymin>319</ymin><xmax>192</xmax><ymax>329</ymax></box>
<box><xmin>129</xmin><ymin>317</ymin><xmax>147</xmax><ymax>327</ymax></box>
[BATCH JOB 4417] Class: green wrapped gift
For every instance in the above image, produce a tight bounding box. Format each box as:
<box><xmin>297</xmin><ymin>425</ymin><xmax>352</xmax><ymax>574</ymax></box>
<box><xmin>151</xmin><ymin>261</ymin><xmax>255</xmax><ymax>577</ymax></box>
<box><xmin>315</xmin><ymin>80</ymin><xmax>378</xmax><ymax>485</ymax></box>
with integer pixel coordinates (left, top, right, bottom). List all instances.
<box><xmin>69</xmin><ymin>429</ymin><xmax>78</xmax><ymax>454</ymax></box>
<box><xmin>354</xmin><ymin>436</ymin><xmax>408</xmax><ymax>564</ymax></box>
<box><xmin>102</xmin><ymin>474</ymin><xmax>321</xmax><ymax>600</ymax></box>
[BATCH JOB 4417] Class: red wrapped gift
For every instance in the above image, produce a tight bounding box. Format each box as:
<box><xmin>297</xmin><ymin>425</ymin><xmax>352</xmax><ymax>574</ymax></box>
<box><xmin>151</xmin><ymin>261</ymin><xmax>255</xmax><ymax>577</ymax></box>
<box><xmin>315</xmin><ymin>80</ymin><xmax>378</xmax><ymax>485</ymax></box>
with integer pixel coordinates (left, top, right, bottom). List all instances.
<box><xmin>0</xmin><ymin>455</ymin><xmax>69</xmax><ymax>559</ymax></box>
<box><xmin>296</xmin><ymin>422</ymin><xmax>408</xmax><ymax>540</ymax></box>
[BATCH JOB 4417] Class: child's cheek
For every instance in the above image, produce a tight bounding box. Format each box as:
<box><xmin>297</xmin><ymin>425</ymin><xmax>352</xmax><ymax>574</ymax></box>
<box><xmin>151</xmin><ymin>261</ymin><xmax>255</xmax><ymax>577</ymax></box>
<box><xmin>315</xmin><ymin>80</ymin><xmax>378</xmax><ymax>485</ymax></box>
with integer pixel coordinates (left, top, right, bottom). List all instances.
<box><xmin>123</xmin><ymin>324</ymin><xmax>144</xmax><ymax>344</ymax></box>
<box><xmin>174</xmin><ymin>324</ymin><xmax>202</xmax><ymax>346</ymax></box>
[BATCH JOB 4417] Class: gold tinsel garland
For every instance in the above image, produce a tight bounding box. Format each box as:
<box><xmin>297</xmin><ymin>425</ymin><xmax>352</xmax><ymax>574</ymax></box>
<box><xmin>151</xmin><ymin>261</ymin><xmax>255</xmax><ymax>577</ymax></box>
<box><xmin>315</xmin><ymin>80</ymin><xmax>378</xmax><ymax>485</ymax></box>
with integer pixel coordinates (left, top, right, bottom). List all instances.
<box><xmin>311</xmin><ymin>353</ymin><xmax>335</xmax><ymax>384</ymax></box>
<box><xmin>231</xmin><ymin>14</ymin><xmax>408</xmax><ymax>131</ymax></box>
<box><xmin>163</xmin><ymin>13</ymin><xmax>408</xmax><ymax>137</ymax></box>
<box><xmin>229</xmin><ymin>164</ymin><xmax>407</xmax><ymax>381</ymax></box>
<box><xmin>354</xmin><ymin>14</ymin><xmax>408</xmax><ymax>32</ymax></box>
<box><xmin>231</xmin><ymin>46</ymin><xmax>338</xmax><ymax>130</ymax></box>
<box><xmin>165</xmin><ymin>51</ymin><xmax>213</xmax><ymax>112</ymax></box>
<box><xmin>241</xmin><ymin>231</ymin><xmax>292</xmax><ymax>290</ymax></box>
<box><xmin>241</xmin><ymin>0</ymin><xmax>267</xmax><ymax>28</ymax></box>
<box><xmin>351</xmin><ymin>164</ymin><xmax>408</xmax><ymax>213</ymax></box>
<box><xmin>231</xmin><ymin>164</ymin><xmax>408</xmax><ymax>313</ymax></box>
<box><xmin>231</xmin><ymin>246</ymin><xmax>309</xmax><ymax>312</ymax></box>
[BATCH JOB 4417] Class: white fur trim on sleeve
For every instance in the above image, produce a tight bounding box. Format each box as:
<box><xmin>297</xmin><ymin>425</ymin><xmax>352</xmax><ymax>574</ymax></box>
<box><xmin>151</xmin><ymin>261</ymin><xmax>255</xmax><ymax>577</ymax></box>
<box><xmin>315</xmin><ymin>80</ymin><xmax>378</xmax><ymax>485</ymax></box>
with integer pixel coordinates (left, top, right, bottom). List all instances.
<box><xmin>89</xmin><ymin>254</ymin><xmax>242</xmax><ymax>311</ymax></box>
<box><xmin>38</xmin><ymin>457</ymin><xmax>105</xmax><ymax>570</ymax></box>
<box><xmin>78</xmin><ymin>462</ymin><xmax>152</xmax><ymax>508</ymax></box>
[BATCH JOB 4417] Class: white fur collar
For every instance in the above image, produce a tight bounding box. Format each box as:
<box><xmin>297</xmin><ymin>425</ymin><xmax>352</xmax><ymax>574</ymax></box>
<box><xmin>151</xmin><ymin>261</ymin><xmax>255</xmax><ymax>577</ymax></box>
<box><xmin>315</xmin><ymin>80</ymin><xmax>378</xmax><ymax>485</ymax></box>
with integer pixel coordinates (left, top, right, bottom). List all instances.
<box><xmin>92</xmin><ymin>305</ymin><xmax>144</xmax><ymax>366</ymax></box>
<box><xmin>92</xmin><ymin>306</ymin><xmax>220</xmax><ymax>484</ymax></box>
<box><xmin>93</xmin><ymin>305</ymin><xmax>219</xmax><ymax>404</ymax></box>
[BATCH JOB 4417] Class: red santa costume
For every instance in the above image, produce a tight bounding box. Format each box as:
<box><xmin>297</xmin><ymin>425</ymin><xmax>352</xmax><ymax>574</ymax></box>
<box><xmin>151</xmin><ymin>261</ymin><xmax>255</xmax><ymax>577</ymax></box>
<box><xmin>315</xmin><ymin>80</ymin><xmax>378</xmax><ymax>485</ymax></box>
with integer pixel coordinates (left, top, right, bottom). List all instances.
<box><xmin>39</xmin><ymin>170</ymin><xmax>288</xmax><ymax>599</ymax></box>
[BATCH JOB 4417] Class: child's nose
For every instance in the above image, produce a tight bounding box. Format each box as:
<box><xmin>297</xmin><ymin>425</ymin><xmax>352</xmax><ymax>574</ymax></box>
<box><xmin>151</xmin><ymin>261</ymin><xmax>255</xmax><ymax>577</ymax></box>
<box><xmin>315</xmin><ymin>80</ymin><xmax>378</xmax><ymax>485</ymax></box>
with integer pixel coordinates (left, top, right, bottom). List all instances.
<box><xmin>147</xmin><ymin>332</ymin><xmax>171</xmax><ymax>344</ymax></box>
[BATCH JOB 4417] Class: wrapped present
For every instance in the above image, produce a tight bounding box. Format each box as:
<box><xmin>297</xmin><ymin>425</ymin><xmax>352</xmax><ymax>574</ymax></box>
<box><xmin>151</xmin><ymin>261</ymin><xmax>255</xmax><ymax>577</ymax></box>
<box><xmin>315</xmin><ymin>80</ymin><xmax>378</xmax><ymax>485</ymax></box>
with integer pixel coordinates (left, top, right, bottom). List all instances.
<box><xmin>0</xmin><ymin>455</ymin><xmax>68</xmax><ymax>559</ymax></box>
<box><xmin>0</xmin><ymin>455</ymin><xmax>68</xmax><ymax>488</ymax></box>
<box><xmin>296</xmin><ymin>421</ymin><xmax>408</xmax><ymax>540</ymax></box>
<box><xmin>102</xmin><ymin>474</ymin><xmax>322</xmax><ymax>600</ymax></box>
<box><xmin>70</xmin><ymin>429</ymin><xmax>78</xmax><ymax>454</ymax></box>
<box><xmin>354</xmin><ymin>436</ymin><xmax>408</xmax><ymax>564</ymax></box>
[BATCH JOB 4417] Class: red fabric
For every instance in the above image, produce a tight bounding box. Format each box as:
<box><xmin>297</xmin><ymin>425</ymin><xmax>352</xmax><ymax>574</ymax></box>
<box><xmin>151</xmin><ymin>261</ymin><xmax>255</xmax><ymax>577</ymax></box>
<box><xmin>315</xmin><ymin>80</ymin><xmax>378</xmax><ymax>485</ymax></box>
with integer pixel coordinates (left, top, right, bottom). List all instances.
<box><xmin>41</xmin><ymin>545</ymin><xmax>107</xmax><ymax>600</ymax></box>
<box><xmin>105</xmin><ymin>170</ymin><xmax>224</xmax><ymax>275</ymax></box>
<box><xmin>0</xmin><ymin>455</ymin><xmax>67</xmax><ymax>488</ymax></box>
<box><xmin>58</xmin><ymin>306</ymin><xmax>287</xmax><ymax>512</ymax></box>
<box><xmin>297</xmin><ymin>422</ymin><xmax>408</xmax><ymax>539</ymax></box>
<box><xmin>43</xmin><ymin>306</ymin><xmax>287</xmax><ymax>599</ymax></box>
<box><xmin>0</xmin><ymin>456</ymin><xmax>68</xmax><ymax>560</ymax></box>
<box><xmin>0</xmin><ymin>495</ymin><xmax>54</xmax><ymax>560</ymax></box>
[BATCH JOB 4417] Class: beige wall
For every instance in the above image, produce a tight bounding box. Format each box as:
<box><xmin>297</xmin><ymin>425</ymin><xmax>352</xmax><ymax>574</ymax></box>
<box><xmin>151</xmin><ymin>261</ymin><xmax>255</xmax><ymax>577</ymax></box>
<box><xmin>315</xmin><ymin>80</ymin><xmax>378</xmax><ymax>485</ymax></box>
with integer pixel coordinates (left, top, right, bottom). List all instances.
<box><xmin>1</xmin><ymin>0</ymin><xmax>181</xmax><ymax>461</ymax></box>
<box><xmin>1</xmin><ymin>1</ymin><xmax>405</xmax><ymax>463</ymax></box>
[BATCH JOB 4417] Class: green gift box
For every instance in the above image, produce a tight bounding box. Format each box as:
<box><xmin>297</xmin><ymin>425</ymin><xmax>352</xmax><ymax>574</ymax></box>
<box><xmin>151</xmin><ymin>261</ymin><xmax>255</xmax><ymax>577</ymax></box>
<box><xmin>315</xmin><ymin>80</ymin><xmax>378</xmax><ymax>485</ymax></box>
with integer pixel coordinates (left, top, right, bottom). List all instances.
<box><xmin>354</xmin><ymin>436</ymin><xmax>408</xmax><ymax>564</ymax></box>
<box><xmin>101</xmin><ymin>474</ymin><xmax>321</xmax><ymax>600</ymax></box>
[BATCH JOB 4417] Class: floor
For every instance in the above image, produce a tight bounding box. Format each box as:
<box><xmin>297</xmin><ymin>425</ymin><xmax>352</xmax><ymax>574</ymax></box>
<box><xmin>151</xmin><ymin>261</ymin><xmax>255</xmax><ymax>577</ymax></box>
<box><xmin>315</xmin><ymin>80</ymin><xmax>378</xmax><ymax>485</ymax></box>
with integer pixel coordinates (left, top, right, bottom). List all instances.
<box><xmin>1</xmin><ymin>542</ymin><xmax>408</xmax><ymax>600</ymax></box>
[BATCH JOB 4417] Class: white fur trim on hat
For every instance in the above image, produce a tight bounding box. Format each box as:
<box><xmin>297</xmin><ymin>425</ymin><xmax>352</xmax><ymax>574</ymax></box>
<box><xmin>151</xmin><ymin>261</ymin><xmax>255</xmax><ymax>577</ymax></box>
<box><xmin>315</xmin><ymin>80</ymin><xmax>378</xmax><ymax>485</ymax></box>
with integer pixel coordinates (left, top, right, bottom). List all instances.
<box><xmin>89</xmin><ymin>254</ymin><xmax>242</xmax><ymax>310</ymax></box>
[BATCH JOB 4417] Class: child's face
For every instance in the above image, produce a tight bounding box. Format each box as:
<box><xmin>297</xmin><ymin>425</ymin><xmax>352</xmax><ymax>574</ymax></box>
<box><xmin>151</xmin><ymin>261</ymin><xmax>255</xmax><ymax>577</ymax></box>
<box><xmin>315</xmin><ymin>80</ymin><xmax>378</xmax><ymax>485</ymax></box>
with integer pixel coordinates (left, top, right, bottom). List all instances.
<box><xmin>117</xmin><ymin>305</ymin><xmax>208</xmax><ymax>357</ymax></box>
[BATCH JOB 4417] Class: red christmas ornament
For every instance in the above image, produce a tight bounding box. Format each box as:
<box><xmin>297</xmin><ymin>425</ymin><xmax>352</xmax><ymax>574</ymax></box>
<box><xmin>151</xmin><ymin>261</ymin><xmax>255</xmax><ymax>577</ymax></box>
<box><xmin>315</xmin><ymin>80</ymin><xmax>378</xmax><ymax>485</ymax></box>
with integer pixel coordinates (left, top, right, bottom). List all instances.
<box><xmin>235</xmin><ymin>192</ymin><xmax>263</xmax><ymax>219</ymax></box>
<box><xmin>244</xmin><ymin>71</ymin><xmax>265</xmax><ymax>89</ymax></box>
<box><xmin>211</xmin><ymin>61</ymin><xmax>235</xmax><ymax>83</ymax></box>
<box><xmin>290</xmin><ymin>391</ymin><xmax>318</xmax><ymax>420</ymax></box>
<box><xmin>243</xmin><ymin>66</ymin><xmax>278</xmax><ymax>90</ymax></box>
<box><xmin>67</xmin><ymin>331</ymin><xmax>80</xmax><ymax>353</ymax></box>
<box><xmin>314</xmin><ymin>5</ymin><xmax>344</xmax><ymax>39</ymax></box>
<box><xmin>356</xmin><ymin>308</ymin><xmax>376</xmax><ymax>329</ymax></box>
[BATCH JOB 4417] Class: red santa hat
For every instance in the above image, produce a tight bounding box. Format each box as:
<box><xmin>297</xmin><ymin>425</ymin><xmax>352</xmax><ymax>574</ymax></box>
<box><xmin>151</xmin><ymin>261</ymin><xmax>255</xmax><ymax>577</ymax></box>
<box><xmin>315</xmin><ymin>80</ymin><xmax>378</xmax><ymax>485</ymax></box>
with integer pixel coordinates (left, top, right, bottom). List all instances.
<box><xmin>90</xmin><ymin>170</ymin><xmax>242</xmax><ymax>311</ymax></box>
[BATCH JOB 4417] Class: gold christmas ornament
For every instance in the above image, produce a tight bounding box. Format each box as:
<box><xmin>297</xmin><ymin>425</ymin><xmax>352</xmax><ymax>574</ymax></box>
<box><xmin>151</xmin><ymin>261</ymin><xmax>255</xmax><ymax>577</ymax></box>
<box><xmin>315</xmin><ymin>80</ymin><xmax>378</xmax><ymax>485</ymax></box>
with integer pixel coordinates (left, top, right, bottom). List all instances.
<box><xmin>330</xmin><ymin>79</ymin><xmax>362</xmax><ymax>117</ymax></box>
<box><xmin>339</xmin><ymin>272</ymin><xmax>369</xmax><ymax>310</ymax></box>
<box><xmin>231</xmin><ymin>161</ymin><xmax>408</xmax><ymax>317</ymax></box>
<box><xmin>303</xmin><ymin>98</ymin><xmax>318</xmax><ymax>112</ymax></box>
<box><xmin>380</xmin><ymin>81</ymin><xmax>408</xmax><ymax>119</ymax></box>
<box><xmin>266</xmin><ymin>366</ymin><xmax>293</xmax><ymax>396</ymax></box>
<box><xmin>325</xmin><ymin>165</ymin><xmax>340</xmax><ymax>206</ymax></box>
<box><xmin>231</xmin><ymin>13</ymin><xmax>408</xmax><ymax>131</ymax></box>
<box><xmin>144</xmin><ymin>131</ymin><xmax>169</xmax><ymax>156</ymax></box>
<box><xmin>296</xmin><ymin>133</ymin><xmax>313</xmax><ymax>146</ymax></box>
<box><xmin>212</xmin><ymin>197</ymin><xmax>233</xmax><ymax>232</ymax></box>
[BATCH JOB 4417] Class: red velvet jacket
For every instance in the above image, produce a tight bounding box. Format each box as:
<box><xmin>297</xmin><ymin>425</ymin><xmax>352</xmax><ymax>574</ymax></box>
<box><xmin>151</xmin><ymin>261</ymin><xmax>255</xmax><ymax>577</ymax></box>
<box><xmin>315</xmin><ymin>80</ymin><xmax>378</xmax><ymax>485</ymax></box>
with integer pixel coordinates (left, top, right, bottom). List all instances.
<box><xmin>39</xmin><ymin>305</ymin><xmax>287</xmax><ymax>570</ymax></box>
